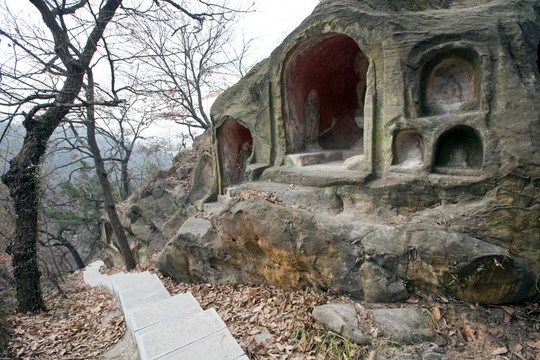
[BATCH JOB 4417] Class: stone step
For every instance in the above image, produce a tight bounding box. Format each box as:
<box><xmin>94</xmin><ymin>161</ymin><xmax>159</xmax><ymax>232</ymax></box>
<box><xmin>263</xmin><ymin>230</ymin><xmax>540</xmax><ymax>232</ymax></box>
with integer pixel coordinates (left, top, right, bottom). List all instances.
<box><xmin>100</xmin><ymin>272</ymin><xmax>131</xmax><ymax>291</ymax></box>
<box><xmin>126</xmin><ymin>292</ymin><xmax>202</xmax><ymax>333</ymax></box>
<box><xmin>133</xmin><ymin>305</ymin><xmax>204</xmax><ymax>340</ymax></box>
<box><xmin>82</xmin><ymin>261</ymin><xmax>248</xmax><ymax>360</ymax></box>
<box><xmin>135</xmin><ymin>308</ymin><xmax>228</xmax><ymax>360</ymax></box>
<box><xmin>117</xmin><ymin>278</ymin><xmax>167</xmax><ymax>302</ymax></box>
<box><xmin>121</xmin><ymin>288</ymin><xmax>171</xmax><ymax>312</ymax></box>
<box><xmin>112</xmin><ymin>271</ymin><xmax>156</xmax><ymax>294</ymax></box>
<box><xmin>114</xmin><ymin>274</ymin><xmax>162</xmax><ymax>297</ymax></box>
<box><xmin>286</xmin><ymin>150</ymin><xmax>345</xmax><ymax>167</ymax></box>
<box><xmin>261</xmin><ymin>164</ymin><xmax>370</xmax><ymax>187</ymax></box>
<box><xmin>225</xmin><ymin>181</ymin><xmax>344</xmax><ymax>213</ymax></box>
<box><xmin>84</xmin><ymin>273</ymin><xmax>108</xmax><ymax>287</ymax></box>
<box><xmin>156</xmin><ymin>328</ymin><xmax>245</xmax><ymax>360</ymax></box>
<box><xmin>217</xmin><ymin>193</ymin><xmax>232</xmax><ymax>207</ymax></box>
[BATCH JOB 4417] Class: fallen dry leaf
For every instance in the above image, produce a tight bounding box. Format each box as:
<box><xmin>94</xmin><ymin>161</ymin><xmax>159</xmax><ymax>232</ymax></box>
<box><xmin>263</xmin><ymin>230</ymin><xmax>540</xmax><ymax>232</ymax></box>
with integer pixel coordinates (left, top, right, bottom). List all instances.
<box><xmin>433</xmin><ymin>303</ymin><xmax>442</xmax><ymax>321</ymax></box>
<box><xmin>439</xmin><ymin>295</ymin><xmax>450</xmax><ymax>303</ymax></box>
<box><xmin>5</xmin><ymin>274</ymin><xmax>125</xmax><ymax>359</ymax></box>
<box><xmin>492</xmin><ymin>347</ymin><xmax>508</xmax><ymax>355</ymax></box>
<box><xmin>461</xmin><ymin>324</ymin><xmax>477</xmax><ymax>342</ymax></box>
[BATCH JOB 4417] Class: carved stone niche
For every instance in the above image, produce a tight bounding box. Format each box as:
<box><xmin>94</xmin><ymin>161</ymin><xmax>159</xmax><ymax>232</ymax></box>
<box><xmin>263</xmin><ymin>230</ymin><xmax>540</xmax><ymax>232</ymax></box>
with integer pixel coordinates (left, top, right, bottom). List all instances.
<box><xmin>392</xmin><ymin>130</ymin><xmax>424</xmax><ymax>169</ymax></box>
<box><xmin>283</xmin><ymin>34</ymin><xmax>368</xmax><ymax>154</ymax></box>
<box><xmin>218</xmin><ymin>118</ymin><xmax>253</xmax><ymax>186</ymax></box>
<box><xmin>434</xmin><ymin>125</ymin><xmax>483</xmax><ymax>173</ymax></box>
<box><xmin>422</xmin><ymin>50</ymin><xmax>479</xmax><ymax>116</ymax></box>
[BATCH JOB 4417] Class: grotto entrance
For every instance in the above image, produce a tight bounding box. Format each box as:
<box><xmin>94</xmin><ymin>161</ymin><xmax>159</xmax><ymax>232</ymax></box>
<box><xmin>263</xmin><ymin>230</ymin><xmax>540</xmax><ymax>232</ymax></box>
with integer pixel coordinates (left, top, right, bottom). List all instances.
<box><xmin>283</xmin><ymin>34</ymin><xmax>368</xmax><ymax>167</ymax></box>
<box><xmin>218</xmin><ymin>118</ymin><xmax>253</xmax><ymax>187</ymax></box>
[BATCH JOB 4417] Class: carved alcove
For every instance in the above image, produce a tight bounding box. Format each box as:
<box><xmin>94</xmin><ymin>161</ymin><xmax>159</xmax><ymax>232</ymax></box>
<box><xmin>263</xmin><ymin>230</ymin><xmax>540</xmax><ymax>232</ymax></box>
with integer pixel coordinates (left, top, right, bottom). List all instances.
<box><xmin>434</xmin><ymin>125</ymin><xmax>483</xmax><ymax>173</ymax></box>
<box><xmin>422</xmin><ymin>50</ymin><xmax>480</xmax><ymax>116</ymax></box>
<box><xmin>218</xmin><ymin>118</ymin><xmax>253</xmax><ymax>186</ymax></box>
<box><xmin>392</xmin><ymin>130</ymin><xmax>425</xmax><ymax>168</ymax></box>
<box><xmin>283</xmin><ymin>34</ymin><xmax>368</xmax><ymax>162</ymax></box>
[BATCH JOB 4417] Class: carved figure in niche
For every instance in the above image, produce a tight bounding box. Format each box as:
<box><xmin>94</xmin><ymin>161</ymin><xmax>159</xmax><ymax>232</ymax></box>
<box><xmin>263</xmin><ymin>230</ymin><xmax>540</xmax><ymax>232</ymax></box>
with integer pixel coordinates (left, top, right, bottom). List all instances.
<box><xmin>237</xmin><ymin>142</ymin><xmax>252</xmax><ymax>170</ymax></box>
<box><xmin>435</xmin><ymin>126</ymin><xmax>483</xmax><ymax>169</ymax></box>
<box><xmin>426</xmin><ymin>57</ymin><xmax>475</xmax><ymax>108</ymax></box>
<box><xmin>394</xmin><ymin>130</ymin><xmax>424</xmax><ymax>168</ymax></box>
<box><xmin>447</xmin><ymin>147</ymin><xmax>470</xmax><ymax>168</ymax></box>
<box><xmin>304</xmin><ymin>90</ymin><xmax>321</xmax><ymax>150</ymax></box>
<box><xmin>353</xmin><ymin>109</ymin><xmax>365</xmax><ymax>151</ymax></box>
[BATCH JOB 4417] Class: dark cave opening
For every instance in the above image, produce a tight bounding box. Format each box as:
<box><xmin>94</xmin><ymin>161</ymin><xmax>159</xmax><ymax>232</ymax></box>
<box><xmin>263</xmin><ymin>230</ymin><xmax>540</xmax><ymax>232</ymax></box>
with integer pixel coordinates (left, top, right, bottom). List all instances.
<box><xmin>284</xmin><ymin>34</ymin><xmax>368</xmax><ymax>153</ymax></box>
<box><xmin>218</xmin><ymin>118</ymin><xmax>253</xmax><ymax>186</ymax></box>
<box><xmin>434</xmin><ymin>125</ymin><xmax>483</xmax><ymax>170</ymax></box>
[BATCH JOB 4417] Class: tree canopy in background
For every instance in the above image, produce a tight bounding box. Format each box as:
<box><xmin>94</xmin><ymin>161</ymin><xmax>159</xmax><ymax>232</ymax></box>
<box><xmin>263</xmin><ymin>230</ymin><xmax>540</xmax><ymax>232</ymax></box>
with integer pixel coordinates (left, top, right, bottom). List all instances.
<box><xmin>0</xmin><ymin>0</ymin><xmax>252</xmax><ymax>312</ymax></box>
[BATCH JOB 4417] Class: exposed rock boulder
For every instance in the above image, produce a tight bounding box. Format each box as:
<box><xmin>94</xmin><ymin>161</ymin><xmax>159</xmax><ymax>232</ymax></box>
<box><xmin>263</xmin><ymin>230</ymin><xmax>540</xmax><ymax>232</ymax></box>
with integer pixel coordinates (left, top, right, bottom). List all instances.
<box><xmin>372</xmin><ymin>308</ymin><xmax>435</xmax><ymax>344</ymax></box>
<box><xmin>156</xmin><ymin>193</ymin><xmax>536</xmax><ymax>304</ymax></box>
<box><xmin>359</xmin><ymin>262</ymin><xmax>409</xmax><ymax>303</ymax></box>
<box><xmin>312</xmin><ymin>304</ymin><xmax>438</xmax><ymax>346</ymax></box>
<box><xmin>155</xmin><ymin>217</ymin><xmax>219</xmax><ymax>283</ymax></box>
<box><xmin>139</xmin><ymin>0</ymin><xmax>540</xmax><ymax>305</ymax></box>
<box><xmin>312</xmin><ymin>303</ymin><xmax>369</xmax><ymax>345</ymax></box>
<box><xmin>101</xmin><ymin>179</ymin><xmax>189</xmax><ymax>267</ymax></box>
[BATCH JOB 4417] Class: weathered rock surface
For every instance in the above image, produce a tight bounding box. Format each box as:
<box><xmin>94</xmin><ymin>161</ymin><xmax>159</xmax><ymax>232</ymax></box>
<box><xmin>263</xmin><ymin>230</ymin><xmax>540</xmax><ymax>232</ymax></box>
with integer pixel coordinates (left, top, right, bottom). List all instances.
<box><xmin>155</xmin><ymin>217</ymin><xmax>218</xmax><ymax>283</ymax></box>
<box><xmin>372</xmin><ymin>308</ymin><xmax>435</xmax><ymax>345</ymax></box>
<box><xmin>118</xmin><ymin>0</ymin><xmax>540</xmax><ymax>305</ymax></box>
<box><xmin>312</xmin><ymin>303</ymin><xmax>369</xmax><ymax>345</ymax></box>
<box><xmin>359</xmin><ymin>262</ymin><xmax>409</xmax><ymax>303</ymax></box>
<box><xmin>101</xmin><ymin>179</ymin><xmax>189</xmax><ymax>267</ymax></box>
<box><xmin>156</xmin><ymin>193</ymin><xmax>536</xmax><ymax>304</ymax></box>
<box><xmin>312</xmin><ymin>304</ymin><xmax>438</xmax><ymax>347</ymax></box>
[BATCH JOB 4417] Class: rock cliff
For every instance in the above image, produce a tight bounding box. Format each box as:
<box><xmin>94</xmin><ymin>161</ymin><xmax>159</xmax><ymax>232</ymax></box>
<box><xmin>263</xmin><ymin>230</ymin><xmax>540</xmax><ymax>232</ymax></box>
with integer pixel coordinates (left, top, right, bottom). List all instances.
<box><xmin>108</xmin><ymin>0</ymin><xmax>540</xmax><ymax>304</ymax></box>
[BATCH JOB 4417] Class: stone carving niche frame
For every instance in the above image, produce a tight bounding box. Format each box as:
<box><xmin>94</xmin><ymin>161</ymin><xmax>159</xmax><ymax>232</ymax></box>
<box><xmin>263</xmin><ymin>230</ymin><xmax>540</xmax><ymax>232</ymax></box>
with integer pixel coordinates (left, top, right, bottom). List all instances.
<box><xmin>395</xmin><ymin>41</ymin><xmax>496</xmax><ymax>176</ymax></box>
<box><xmin>282</xmin><ymin>33</ymin><xmax>369</xmax><ymax>167</ymax></box>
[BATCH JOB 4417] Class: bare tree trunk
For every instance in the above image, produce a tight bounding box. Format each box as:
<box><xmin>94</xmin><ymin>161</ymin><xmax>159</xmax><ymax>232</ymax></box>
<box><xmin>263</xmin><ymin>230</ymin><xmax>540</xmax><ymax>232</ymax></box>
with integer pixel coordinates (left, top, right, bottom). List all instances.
<box><xmin>120</xmin><ymin>157</ymin><xmax>131</xmax><ymax>200</ymax></box>
<box><xmin>2</xmin><ymin>101</ymin><xmax>82</xmax><ymax>312</ymax></box>
<box><xmin>54</xmin><ymin>234</ymin><xmax>85</xmax><ymax>270</ymax></box>
<box><xmin>0</xmin><ymin>0</ymin><xmax>122</xmax><ymax>314</ymax></box>
<box><xmin>3</xmin><ymin>155</ymin><xmax>45</xmax><ymax>312</ymax></box>
<box><xmin>85</xmin><ymin>69</ymin><xmax>136</xmax><ymax>271</ymax></box>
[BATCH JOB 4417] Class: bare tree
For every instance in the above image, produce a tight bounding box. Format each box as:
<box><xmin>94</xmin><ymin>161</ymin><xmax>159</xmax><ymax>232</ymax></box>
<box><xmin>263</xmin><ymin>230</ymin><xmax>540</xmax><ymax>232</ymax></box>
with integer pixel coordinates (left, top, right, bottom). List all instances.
<box><xmin>123</xmin><ymin>3</ymin><xmax>253</xmax><ymax>131</ymax></box>
<box><xmin>0</xmin><ymin>0</ymin><xmax>124</xmax><ymax>313</ymax></box>
<box><xmin>94</xmin><ymin>94</ymin><xmax>156</xmax><ymax>200</ymax></box>
<box><xmin>0</xmin><ymin>0</ymin><xmax>237</xmax><ymax>312</ymax></box>
<box><xmin>83</xmin><ymin>68</ymin><xmax>136</xmax><ymax>270</ymax></box>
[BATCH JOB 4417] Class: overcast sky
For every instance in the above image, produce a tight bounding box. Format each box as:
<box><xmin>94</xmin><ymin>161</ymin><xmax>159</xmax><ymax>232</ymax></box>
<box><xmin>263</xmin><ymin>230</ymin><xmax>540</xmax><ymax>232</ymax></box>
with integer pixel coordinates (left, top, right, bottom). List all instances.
<box><xmin>238</xmin><ymin>0</ymin><xmax>320</xmax><ymax>63</ymax></box>
<box><xmin>1</xmin><ymin>0</ymin><xmax>321</xmax><ymax>141</ymax></box>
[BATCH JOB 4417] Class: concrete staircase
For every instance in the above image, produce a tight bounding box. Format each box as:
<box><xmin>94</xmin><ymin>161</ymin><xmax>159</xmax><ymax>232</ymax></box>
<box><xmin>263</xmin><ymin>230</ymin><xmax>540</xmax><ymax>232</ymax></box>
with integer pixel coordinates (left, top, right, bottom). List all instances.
<box><xmin>83</xmin><ymin>260</ymin><xmax>248</xmax><ymax>360</ymax></box>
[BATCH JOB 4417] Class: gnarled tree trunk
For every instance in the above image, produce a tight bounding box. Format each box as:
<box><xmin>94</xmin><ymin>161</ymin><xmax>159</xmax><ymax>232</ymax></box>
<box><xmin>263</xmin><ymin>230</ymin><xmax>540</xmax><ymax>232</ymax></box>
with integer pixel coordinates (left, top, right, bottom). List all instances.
<box><xmin>1</xmin><ymin>0</ymin><xmax>122</xmax><ymax>312</ymax></box>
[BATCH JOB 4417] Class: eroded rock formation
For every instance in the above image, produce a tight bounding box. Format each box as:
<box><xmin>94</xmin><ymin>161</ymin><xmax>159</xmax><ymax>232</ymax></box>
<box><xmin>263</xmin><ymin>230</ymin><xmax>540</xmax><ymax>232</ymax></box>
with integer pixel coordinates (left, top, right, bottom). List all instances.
<box><xmin>114</xmin><ymin>0</ymin><xmax>540</xmax><ymax>304</ymax></box>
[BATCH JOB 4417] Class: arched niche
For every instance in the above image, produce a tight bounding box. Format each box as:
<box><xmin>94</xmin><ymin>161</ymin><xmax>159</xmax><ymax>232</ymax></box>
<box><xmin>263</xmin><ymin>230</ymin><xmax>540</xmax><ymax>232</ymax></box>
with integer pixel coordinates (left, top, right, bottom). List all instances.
<box><xmin>422</xmin><ymin>50</ymin><xmax>479</xmax><ymax>115</ymax></box>
<box><xmin>392</xmin><ymin>130</ymin><xmax>424</xmax><ymax>168</ymax></box>
<box><xmin>434</xmin><ymin>125</ymin><xmax>483</xmax><ymax>170</ymax></box>
<box><xmin>283</xmin><ymin>34</ymin><xmax>367</xmax><ymax>153</ymax></box>
<box><xmin>218</xmin><ymin>118</ymin><xmax>253</xmax><ymax>186</ymax></box>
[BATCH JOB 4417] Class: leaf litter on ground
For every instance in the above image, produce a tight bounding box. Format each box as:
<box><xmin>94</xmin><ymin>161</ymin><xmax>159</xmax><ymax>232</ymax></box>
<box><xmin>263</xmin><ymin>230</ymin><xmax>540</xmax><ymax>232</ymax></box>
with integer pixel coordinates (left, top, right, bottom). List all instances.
<box><xmin>3</xmin><ymin>254</ymin><xmax>540</xmax><ymax>360</ymax></box>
